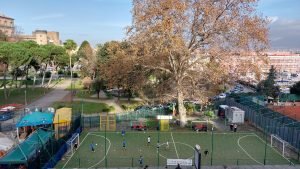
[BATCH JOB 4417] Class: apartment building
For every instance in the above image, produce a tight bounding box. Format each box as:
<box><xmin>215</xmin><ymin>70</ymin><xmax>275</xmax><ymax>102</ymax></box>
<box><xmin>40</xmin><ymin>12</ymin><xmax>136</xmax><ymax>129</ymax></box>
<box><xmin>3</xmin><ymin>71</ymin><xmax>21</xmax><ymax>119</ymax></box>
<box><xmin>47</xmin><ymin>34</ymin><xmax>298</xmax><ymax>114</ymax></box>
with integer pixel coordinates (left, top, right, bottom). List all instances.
<box><xmin>0</xmin><ymin>14</ymin><xmax>14</xmax><ymax>40</ymax></box>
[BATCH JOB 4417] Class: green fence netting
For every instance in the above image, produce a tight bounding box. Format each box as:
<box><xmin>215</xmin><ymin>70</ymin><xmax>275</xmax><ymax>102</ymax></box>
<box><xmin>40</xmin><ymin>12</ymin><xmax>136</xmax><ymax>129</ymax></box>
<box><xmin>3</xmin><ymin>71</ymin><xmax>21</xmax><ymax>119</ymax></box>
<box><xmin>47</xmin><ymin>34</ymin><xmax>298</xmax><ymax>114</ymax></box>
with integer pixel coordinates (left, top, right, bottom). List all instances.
<box><xmin>222</xmin><ymin>96</ymin><xmax>300</xmax><ymax>151</ymax></box>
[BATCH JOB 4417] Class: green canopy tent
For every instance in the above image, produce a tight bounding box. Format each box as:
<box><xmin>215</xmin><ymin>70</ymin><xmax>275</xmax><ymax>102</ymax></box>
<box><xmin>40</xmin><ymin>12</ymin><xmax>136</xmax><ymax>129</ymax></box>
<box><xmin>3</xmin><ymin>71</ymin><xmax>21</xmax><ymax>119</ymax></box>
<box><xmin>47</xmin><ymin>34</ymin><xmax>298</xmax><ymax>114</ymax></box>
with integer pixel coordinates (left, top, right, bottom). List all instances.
<box><xmin>0</xmin><ymin>129</ymin><xmax>53</xmax><ymax>166</ymax></box>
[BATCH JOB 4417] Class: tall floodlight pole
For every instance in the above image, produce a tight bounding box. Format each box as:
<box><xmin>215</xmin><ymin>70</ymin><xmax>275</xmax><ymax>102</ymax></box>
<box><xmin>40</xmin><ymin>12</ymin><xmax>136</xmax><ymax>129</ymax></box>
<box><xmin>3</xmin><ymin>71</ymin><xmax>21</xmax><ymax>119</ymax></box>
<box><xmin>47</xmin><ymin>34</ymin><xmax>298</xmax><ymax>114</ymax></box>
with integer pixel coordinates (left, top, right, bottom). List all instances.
<box><xmin>263</xmin><ymin>126</ymin><xmax>268</xmax><ymax>165</ymax></box>
<box><xmin>70</xmin><ymin>53</ymin><xmax>73</xmax><ymax>102</ymax></box>
<box><xmin>105</xmin><ymin>124</ymin><xmax>107</xmax><ymax>168</ymax></box>
<box><xmin>211</xmin><ymin>126</ymin><xmax>214</xmax><ymax>166</ymax></box>
<box><xmin>157</xmin><ymin>121</ymin><xmax>160</xmax><ymax>168</ymax></box>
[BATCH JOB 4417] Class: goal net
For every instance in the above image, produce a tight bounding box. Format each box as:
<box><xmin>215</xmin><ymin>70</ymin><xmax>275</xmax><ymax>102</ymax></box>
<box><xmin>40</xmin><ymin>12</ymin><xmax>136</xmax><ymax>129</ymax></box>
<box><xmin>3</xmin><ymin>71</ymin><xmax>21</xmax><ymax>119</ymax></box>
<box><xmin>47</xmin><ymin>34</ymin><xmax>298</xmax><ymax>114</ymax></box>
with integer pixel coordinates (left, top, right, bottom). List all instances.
<box><xmin>271</xmin><ymin>134</ymin><xmax>290</xmax><ymax>158</ymax></box>
<box><xmin>66</xmin><ymin>133</ymin><xmax>80</xmax><ymax>156</ymax></box>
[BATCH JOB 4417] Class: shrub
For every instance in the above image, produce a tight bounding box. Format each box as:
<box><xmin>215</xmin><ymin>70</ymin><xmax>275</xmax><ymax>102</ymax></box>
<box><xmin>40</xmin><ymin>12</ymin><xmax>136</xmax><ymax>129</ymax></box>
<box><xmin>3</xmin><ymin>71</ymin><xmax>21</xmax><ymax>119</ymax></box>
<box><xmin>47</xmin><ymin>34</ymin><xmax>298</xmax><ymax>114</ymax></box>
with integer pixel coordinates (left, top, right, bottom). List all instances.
<box><xmin>45</xmin><ymin>71</ymin><xmax>51</xmax><ymax>78</ymax></box>
<box><xmin>82</xmin><ymin>77</ymin><xmax>92</xmax><ymax>89</ymax></box>
<box><xmin>58</xmin><ymin>70</ymin><xmax>64</xmax><ymax>75</ymax></box>
<box><xmin>204</xmin><ymin>110</ymin><xmax>215</xmax><ymax>118</ymax></box>
<box><xmin>184</xmin><ymin>103</ymin><xmax>195</xmax><ymax>115</ymax></box>
<box><xmin>73</xmin><ymin>72</ymin><xmax>78</xmax><ymax>78</ymax></box>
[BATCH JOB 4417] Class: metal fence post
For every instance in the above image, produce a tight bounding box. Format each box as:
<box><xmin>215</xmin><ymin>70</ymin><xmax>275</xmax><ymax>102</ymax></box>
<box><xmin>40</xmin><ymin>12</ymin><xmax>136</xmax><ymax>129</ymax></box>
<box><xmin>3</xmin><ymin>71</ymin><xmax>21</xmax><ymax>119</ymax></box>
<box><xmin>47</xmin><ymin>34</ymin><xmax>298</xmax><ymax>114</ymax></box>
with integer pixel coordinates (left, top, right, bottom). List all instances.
<box><xmin>105</xmin><ymin>124</ymin><xmax>107</xmax><ymax>168</ymax></box>
<box><xmin>263</xmin><ymin>126</ymin><xmax>268</xmax><ymax>165</ymax></box>
<box><xmin>211</xmin><ymin>126</ymin><xmax>214</xmax><ymax>166</ymax></box>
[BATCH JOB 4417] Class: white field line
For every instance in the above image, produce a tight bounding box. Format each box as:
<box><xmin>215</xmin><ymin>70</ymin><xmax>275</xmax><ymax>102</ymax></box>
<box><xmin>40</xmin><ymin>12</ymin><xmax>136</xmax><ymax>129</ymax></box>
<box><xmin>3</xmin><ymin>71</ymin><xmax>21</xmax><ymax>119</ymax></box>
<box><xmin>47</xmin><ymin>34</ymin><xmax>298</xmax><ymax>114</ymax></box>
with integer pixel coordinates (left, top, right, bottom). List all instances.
<box><xmin>171</xmin><ymin>132</ymin><xmax>179</xmax><ymax>159</ymax></box>
<box><xmin>62</xmin><ymin>132</ymin><xmax>91</xmax><ymax>169</ymax></box>
<box><xmin>88</xmin><ymin>131</ymin><xmax>256</xmax><ymax>135</ymax></box>
<box><xmin>87</xmin><ymin>133</ymin><xmax>112</xmax><ymax>169</ymax></box>
<box><xmin>237</xmin><ymin>135</ymin><xmax>264</xmax><ymax>165</ymax></box>
<box><xmin>254</xmin><ymin>134</ymin><xmax>294</xmax><ymax>165</ymax></box>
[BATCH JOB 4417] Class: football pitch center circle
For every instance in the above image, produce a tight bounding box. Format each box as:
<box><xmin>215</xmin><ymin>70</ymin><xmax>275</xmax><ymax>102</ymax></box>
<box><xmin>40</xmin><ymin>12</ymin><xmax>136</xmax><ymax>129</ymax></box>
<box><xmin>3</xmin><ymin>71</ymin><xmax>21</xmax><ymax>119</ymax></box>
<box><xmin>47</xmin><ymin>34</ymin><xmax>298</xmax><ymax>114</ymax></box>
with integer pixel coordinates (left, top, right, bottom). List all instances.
<box><xmin>158</xmin><ymin>141</ymin><xmax>194</xmax><ymax>159</ymax></box>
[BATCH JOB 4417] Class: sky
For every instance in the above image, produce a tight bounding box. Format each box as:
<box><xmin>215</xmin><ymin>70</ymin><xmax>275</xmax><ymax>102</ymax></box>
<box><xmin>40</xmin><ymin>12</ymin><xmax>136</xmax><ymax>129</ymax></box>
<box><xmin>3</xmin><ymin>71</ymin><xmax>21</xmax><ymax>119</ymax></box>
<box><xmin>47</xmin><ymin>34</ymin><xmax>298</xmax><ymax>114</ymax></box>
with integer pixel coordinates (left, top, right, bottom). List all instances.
<box><xmin>1</xmin><ymin>0</ymin><xmax>300</xmax><ymax>50</ymax></box>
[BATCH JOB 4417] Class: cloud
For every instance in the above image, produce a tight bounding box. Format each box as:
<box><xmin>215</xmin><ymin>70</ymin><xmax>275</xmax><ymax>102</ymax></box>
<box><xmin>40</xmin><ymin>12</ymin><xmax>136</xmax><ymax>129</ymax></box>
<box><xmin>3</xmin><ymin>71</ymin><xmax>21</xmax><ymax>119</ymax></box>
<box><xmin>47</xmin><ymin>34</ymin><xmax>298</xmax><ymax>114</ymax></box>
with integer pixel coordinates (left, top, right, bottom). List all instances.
<box><xmin>31</xmin><ymin>14</ymin><xmax>64</xmax><ymax>21</ymax></box>
<box><xmin>269</xmin><ymin>18</ymin><xmax>300</xmax><ymax>50</ymax></box>
<box><xmin>89</xmin><ymin>22</ymin><xmax>131</xmax><ymax>28</ymax></box>
<box><xmin>268</xmin><ymin>16</ymin><xmax>279</xmax><ymax>24</ymax></box>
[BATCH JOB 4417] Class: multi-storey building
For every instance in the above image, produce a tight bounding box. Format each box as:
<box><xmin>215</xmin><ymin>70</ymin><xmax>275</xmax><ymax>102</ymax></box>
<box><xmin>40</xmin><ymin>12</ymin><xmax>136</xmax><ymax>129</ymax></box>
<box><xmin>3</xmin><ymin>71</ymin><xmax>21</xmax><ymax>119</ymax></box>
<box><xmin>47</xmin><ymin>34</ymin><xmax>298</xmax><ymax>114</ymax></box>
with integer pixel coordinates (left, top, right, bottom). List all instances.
<box><xmin>21</xmin><ymin>30</ymin><xmax>61</xmax><ymax>45</ymax></box>
<box><xmin>0</xmin><ymin>14</ymin><xmax>14</xmax><ymax>40</ymax></box>
<box><xmin>264</xmin><ymin>52</ymin><xmax>300</xmax><ymax>73</ymax></box>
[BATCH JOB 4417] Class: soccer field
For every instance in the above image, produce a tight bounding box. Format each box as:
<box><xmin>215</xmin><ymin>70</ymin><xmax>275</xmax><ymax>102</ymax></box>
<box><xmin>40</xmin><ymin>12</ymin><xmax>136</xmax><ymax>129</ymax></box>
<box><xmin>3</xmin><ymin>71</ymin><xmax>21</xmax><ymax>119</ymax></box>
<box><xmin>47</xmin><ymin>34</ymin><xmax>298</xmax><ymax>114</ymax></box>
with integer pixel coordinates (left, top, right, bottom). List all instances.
<box><xmin>56</xmin><ymin>131</ymin><xmax>291</xmax><ymax>168</ymax></box>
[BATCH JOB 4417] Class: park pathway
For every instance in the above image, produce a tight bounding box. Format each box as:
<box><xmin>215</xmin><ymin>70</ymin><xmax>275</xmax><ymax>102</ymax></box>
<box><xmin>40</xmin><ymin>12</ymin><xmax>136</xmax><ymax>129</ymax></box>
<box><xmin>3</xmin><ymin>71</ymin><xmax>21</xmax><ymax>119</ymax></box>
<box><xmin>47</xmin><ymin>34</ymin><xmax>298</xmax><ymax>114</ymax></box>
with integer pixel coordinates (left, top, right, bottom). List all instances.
<box><xmin>26</xmin><ymin>79</ymin><xmax>71</xmax><ymax>109</ymax></box>
<box><xmin>73</xmin><ymin>97</ymin><xmax>124</xmax><ymax>113</ymax></box>
<box><xmin>1</xmin><ymin>79</ymin><xmax>71</xmax><ymax>126</ymax></box>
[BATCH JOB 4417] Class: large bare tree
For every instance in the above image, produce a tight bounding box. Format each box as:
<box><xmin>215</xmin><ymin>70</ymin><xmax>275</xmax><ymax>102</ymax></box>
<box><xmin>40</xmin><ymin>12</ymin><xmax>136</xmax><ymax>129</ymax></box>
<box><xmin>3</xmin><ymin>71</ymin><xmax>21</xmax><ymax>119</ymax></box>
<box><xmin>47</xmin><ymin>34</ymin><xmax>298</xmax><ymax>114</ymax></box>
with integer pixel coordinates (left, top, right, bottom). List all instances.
<box><xmin>128</xmin><ymin>0</ymin><xmax>268</xmax><ymax>126</ymax></box>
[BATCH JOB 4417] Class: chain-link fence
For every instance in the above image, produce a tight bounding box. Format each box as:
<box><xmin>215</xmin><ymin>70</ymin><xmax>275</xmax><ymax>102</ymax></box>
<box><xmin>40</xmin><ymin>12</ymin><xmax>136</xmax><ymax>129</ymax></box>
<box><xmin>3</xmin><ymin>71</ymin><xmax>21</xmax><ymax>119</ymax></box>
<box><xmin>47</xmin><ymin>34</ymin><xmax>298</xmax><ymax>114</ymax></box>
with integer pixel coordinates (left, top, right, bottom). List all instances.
<box><xmin>219</xmin><ymin>96</ymin><xmax>300</xmax><ymax>161</ymax></box>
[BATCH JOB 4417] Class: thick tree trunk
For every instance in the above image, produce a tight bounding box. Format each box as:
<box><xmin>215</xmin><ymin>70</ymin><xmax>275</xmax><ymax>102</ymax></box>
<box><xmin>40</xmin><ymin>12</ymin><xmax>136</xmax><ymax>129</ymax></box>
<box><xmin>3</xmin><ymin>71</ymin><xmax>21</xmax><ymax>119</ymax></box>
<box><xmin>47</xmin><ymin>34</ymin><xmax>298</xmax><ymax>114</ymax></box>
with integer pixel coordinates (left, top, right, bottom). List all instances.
<box><xmin>25</xmin><ymin>66</ymin><xmax>29</xmax><ymax>89</ymax></box>
<box><xmin>177</xmin><ymin>89</ymin><xmax>187</xmax><ymax>127</ymax></box>
<box><xmin>3</xmin><ymin>64</ymin><xmax>8</xmax><ymax>100</ymax></box>
<box><xmin>47</xmin><ymin>71</ymin><xmax>54</xmax><ymax>89</ymax></box>
<box><xmin>41</xmin><ymin>64</ymin><xmax>47</xmax><ymax>87</ymax></box>
<box><xmin>127</xmin><ymin>89</ymin><xmax>131</xmax><ymax>101</ymax></box>
<box><xmin>33</xmin><ymin>73</ymin><xmax>36</xmax><ymax>88</ymax></box>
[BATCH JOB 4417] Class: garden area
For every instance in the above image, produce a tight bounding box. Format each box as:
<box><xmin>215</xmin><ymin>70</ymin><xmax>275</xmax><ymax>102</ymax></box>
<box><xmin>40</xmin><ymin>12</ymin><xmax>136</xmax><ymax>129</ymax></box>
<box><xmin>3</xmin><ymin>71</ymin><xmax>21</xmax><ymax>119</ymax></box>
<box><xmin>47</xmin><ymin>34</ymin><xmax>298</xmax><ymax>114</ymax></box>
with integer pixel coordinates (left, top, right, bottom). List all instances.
<box><xmin>0</xmin><ymin>87</ymin><xmax>51</xmax><ymax>106</ymax></box>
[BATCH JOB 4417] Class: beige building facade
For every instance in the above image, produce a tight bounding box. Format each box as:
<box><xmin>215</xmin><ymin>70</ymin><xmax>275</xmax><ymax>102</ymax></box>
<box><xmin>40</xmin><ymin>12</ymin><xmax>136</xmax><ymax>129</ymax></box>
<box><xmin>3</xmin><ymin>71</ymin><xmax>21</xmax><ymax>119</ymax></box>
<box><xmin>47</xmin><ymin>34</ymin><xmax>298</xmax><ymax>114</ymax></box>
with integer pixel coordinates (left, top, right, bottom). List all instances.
<box><xmin>21</xmin><ymin>30</ymin><xmax>61</xmax><ymax>45</ymax></box>
<box><xmin>264</xmin><ymin>52</ymin><xmax>300</xmax><ymax>73</ymax></box>
<box><xmin>0</xmin><ymin>14</ymin><xmax>15</xmax><ymax>39</ymax></box>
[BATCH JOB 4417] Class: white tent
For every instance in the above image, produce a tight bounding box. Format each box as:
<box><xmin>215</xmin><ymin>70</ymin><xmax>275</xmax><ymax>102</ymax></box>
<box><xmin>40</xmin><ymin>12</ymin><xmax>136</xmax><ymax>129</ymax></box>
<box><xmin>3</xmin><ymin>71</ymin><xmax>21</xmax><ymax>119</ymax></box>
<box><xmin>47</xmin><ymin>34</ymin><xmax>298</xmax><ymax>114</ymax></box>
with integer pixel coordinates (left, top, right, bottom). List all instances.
<box><xmin>0</xmin><ymin>137</ymin><xmax>14</xmax><ymax>151</ymax></box>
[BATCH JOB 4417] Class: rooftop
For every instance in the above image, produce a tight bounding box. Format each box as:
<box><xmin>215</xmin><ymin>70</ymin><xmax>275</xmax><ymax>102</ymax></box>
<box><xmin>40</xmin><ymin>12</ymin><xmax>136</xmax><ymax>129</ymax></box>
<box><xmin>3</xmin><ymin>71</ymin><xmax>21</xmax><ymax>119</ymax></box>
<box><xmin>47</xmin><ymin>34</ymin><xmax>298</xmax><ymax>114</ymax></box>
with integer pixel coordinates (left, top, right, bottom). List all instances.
<box><xmin>0</xmin><ymin>14</ymin><xmax>14</xmax><ymax>20</ymax></box>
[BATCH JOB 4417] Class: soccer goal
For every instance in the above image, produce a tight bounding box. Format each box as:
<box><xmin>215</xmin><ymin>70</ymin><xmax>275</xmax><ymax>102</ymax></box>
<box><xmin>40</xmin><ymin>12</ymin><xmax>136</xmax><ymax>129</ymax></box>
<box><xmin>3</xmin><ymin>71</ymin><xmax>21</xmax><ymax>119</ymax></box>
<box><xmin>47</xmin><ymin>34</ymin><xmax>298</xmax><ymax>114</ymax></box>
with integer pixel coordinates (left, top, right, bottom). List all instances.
<box><xmin>271</xmin><ymin>134</ymin><xmax>289</xmax><ymax>158</ymax></box>
<box><xmin>66</xmin><ymin>133</ymin><xmax>80</xmax><ymax>156</ymax></box>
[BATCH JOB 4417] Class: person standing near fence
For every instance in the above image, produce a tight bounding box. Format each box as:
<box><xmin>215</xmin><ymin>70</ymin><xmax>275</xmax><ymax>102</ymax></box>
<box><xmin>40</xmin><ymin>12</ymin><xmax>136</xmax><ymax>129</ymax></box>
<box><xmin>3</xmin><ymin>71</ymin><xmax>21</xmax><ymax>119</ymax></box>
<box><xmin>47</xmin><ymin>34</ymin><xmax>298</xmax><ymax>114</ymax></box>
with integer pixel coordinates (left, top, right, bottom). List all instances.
<box><xmin>234</xmin><ymin>124</ymin><xmax>238</xmax><ymax>132</ymax></box>
<box><xmin>230</xmin><ymin>123</ymin><xmax>233</xmax><ymax>131</ymax></box>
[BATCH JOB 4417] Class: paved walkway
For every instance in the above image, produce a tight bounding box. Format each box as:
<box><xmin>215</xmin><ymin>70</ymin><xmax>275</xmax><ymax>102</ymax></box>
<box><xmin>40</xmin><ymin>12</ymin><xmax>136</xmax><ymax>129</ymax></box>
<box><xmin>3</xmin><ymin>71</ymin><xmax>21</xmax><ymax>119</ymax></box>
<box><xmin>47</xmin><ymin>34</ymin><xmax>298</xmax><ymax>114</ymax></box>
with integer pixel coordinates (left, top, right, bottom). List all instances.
<box><xmin>26</xmin><ymin>79</ymin><xmax>71</xmax><ymax>109</ymax></box>
<box><xmin>1</xmin><ymin>80</ymin><xmax>71</xmax><ymax>125</ymax></box>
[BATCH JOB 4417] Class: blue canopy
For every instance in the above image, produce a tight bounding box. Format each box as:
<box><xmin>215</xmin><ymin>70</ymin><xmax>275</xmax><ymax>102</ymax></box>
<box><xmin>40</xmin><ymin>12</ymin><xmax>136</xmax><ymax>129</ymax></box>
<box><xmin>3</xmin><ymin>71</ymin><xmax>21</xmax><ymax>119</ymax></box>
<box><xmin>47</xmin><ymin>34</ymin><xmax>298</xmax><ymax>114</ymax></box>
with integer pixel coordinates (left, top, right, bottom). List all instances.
<box><xmin>16</xmin><ymin>112</ymin><xmax>54</xmax><ymax>127</ymax></box>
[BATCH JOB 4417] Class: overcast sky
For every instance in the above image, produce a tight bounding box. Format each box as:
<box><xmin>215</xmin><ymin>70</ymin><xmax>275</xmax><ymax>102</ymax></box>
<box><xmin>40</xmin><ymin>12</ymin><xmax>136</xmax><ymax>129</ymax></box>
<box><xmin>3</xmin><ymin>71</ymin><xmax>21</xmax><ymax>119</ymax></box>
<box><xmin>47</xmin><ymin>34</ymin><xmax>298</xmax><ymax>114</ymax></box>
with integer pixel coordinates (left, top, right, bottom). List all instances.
<box><xmin>1</xmin><ymin>0</ymin><xmax>300</xmax><ymax>50</ymax></box>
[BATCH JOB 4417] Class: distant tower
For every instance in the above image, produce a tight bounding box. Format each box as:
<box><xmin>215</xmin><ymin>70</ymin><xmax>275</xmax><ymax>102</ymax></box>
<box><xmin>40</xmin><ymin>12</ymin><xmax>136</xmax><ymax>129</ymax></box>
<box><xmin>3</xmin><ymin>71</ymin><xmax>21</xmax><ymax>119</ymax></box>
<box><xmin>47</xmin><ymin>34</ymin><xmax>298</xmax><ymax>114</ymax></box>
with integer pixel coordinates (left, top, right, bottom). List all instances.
<box><xmin>47</xmin><ymin>31</ymin><xmax>60</xmax><ymax>45</ymax></box>
<box><xmin>33</xmin><ymin>30</ymin><xmax>48</xmax><ymax>45</ymax></box>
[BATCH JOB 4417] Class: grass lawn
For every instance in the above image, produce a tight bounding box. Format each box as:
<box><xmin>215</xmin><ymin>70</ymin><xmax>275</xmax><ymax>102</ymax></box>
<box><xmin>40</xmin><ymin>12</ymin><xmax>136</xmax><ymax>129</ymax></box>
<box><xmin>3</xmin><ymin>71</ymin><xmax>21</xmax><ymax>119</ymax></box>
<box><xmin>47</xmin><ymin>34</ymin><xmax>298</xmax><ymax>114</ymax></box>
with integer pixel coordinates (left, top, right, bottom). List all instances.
<box><xmin>56</xmin><ymin>131</ymin><xmax>292</xmax><ymax>168</ymax></box>
<box><xmin>52</xmin><ymin>101</ymin><xmax>115</xmax><ymax>114</ymax></box>
<box><xmin>0</xmin><ymin>87</ymin><xmax>51</xmax><ymax>106</ymax></box>
<box><xmin>66</xmin><ymin>80</ymin><xmax>84</xmax><ymax>90</ymax></box>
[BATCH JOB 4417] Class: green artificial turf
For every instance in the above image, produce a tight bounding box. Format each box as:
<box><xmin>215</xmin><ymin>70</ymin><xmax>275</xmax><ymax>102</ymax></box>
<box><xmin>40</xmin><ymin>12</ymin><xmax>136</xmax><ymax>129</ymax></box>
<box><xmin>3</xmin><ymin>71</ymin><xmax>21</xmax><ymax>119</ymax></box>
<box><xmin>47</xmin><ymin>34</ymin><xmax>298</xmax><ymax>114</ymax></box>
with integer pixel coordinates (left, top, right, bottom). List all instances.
<box><xmin>56</xmin><ymin>131</ymin><xmax>291</xmax><ymax>168</ymax></box>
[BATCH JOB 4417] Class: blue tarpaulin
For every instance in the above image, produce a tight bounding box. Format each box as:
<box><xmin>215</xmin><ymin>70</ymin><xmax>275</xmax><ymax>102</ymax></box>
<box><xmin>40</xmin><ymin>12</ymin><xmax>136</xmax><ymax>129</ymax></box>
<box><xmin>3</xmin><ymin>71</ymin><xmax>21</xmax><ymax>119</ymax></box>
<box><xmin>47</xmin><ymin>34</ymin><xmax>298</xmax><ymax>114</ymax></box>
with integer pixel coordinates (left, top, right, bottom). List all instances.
<box><xmin>16</xmin><ymin>112</ymin><xmax>54</xmax><ymax>127</ymax></box>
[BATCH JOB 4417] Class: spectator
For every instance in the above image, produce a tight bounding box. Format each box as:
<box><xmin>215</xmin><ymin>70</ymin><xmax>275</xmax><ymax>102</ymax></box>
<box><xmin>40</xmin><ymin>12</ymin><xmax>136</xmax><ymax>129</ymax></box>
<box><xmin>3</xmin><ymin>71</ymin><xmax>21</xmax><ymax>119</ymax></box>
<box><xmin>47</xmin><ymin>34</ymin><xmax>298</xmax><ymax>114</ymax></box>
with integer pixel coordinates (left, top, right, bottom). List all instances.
<box><xmin>234</xmin><ymin>124</ymin><xmax>238</xmax><ymax>132</ymax></box>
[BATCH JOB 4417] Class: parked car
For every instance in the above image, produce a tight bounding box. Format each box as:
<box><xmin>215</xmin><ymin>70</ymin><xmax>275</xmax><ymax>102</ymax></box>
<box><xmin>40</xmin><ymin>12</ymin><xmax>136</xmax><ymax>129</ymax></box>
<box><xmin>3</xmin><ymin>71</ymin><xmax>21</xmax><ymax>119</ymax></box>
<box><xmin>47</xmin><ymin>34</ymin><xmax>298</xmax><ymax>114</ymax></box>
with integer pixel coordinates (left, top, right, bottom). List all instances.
<box><xmin>218</xmin><ymin>93</ymin><xmax>226</xmax><ymax>99</ymax></box>
<box><xmin>134</xmin><ymin>106</ymin><xmax>151</xmax><ymax>111</ymax></box>
<box><xmin>192</xmin><ymin>124</ymin><xmax>208</xmax><ymax>132</ymax></box>
<box><xmin>131</xmin><ymin>122</ymin><xmax>147</xmax><ymax>131</ymax></box>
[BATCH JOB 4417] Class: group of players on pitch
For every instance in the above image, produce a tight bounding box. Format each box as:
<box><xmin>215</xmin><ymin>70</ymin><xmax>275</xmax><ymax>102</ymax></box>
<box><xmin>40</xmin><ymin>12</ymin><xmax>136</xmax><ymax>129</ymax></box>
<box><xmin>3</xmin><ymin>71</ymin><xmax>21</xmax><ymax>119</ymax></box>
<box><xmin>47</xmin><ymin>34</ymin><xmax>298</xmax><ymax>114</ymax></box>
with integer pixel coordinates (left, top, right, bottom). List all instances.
<box><xmin>121</xmin><ymin>129</ymin><xmax>169</xmax><ymax>150</ymax></box>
